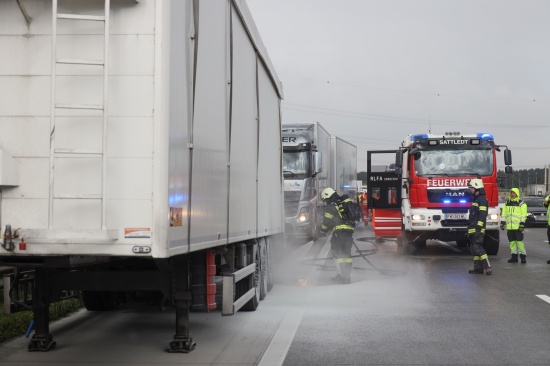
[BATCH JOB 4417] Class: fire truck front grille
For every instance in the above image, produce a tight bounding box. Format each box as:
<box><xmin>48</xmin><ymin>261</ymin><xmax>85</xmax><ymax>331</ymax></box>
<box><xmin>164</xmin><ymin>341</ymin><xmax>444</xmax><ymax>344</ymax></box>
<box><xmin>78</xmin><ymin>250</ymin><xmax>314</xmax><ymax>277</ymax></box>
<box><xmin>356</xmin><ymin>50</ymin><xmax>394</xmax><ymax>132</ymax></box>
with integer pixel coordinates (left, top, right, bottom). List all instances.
<box><xmin>440</xmin><ymin>220</ymin><xmax>469</xmax><ymax>227</ymax></box>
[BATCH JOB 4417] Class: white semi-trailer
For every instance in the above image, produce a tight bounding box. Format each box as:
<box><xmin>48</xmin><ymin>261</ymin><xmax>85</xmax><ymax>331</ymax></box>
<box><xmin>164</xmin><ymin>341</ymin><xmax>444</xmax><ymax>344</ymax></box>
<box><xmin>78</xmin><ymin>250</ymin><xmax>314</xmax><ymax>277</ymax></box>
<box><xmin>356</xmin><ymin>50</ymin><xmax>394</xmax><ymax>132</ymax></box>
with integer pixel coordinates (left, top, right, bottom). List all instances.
<box><xmin>282</xmin><ymin>122</ymin><xmax>357</xmax><ymax>240</ymax></box>
<box><xmin>0</xmin><ymin>0</ymin><xmax>283</xmax><ymax>353</ymax></box>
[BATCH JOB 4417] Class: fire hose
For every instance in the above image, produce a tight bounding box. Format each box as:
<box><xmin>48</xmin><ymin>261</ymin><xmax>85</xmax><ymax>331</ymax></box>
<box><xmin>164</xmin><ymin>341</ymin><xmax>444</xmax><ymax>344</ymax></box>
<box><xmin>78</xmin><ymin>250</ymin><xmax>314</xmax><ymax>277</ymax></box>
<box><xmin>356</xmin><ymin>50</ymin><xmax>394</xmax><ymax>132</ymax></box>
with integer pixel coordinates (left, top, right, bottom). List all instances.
<box><xmin>302</xmin><ymin>235</ymin><xmax>406</xmax><ymax>276</ymax></box>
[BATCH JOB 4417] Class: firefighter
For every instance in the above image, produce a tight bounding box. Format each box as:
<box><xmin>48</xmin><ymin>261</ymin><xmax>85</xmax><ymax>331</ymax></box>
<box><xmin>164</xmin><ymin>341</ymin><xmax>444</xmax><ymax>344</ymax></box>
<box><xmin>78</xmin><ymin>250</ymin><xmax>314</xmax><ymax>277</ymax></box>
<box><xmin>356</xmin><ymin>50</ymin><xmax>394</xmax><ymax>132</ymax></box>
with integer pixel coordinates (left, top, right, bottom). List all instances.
<box><xmin>500</xmin><ymin>188</ymin><xmax>528</xmax><ymax>263</ymax></box>
<box><xmin>544</xmin><ymin>195</ymin><xmax>550</xmax><ymax>264</ymax></box>
<box><xmin>319</xmin><ymin>187</ymin><xmax>354</xmax><ymax>284</ymax></box>
<box><xmin>467</xmin><ymin>179</ymin><xmax>492</xmax><ymax>275</ymax></box>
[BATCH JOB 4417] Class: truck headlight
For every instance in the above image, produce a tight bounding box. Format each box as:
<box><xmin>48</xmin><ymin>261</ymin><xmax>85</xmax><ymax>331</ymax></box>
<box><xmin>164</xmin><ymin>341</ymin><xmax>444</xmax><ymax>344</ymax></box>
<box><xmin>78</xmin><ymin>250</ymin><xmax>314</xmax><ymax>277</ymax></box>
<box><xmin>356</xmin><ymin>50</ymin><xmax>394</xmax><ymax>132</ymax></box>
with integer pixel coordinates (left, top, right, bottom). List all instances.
<box><xmin>412</xmin><ymin>214</ymin><xmax>425</xmax><ymax>221</ymax></box>
<box><xmin>490</xmin><ymin>214</ymin><xmax>499</xmax><ymax>220</ymax></box>
<box><xmin>298</xmin><ymin>208</ymin><xmax>309</xmax><ymax>222</ymax></box>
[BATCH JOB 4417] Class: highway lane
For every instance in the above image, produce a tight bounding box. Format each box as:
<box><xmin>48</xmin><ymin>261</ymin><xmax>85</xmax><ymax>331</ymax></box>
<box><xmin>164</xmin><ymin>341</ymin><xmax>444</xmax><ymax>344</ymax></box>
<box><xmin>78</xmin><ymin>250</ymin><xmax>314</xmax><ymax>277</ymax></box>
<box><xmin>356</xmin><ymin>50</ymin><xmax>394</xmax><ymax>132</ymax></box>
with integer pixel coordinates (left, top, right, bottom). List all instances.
<box><xmin>1</xmin><ymin>224</ymin><xmax>550</xmax><ymax>365</ymax></box>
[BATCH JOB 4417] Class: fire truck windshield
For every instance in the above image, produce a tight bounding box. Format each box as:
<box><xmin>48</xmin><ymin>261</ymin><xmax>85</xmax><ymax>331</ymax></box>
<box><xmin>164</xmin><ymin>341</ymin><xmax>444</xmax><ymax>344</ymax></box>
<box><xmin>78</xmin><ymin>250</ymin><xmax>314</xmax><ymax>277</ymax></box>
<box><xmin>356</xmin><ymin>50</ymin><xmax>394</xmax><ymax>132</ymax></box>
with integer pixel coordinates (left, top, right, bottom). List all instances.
<box><xmin>414</xmin><ymin>148</ymin><xmax>493</xmax><ymax>176</ymax></box>
<box><xmin>283</xmin><ymin>151</ymin><xmax>310</xmax><ymax>177</ymax></box>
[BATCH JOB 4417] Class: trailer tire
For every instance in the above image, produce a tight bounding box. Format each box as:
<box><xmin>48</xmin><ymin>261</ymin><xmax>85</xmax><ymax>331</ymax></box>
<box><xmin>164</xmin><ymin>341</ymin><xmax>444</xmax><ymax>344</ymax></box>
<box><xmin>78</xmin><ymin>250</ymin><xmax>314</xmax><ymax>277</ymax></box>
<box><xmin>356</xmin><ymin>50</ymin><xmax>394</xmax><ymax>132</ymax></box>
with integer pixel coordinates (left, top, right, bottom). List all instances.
<box><xmin>259</xmin><ymin>238</ymin><xmax>268</xmax><ymax>300</ymax></box>
<box><xmin>82</xmin><ymin>291</ymin><xmax>116</xmax><ymax>311</ymax></box>
<box><xmin>266</xmin><ymin>236</ymin><xmax>274</xmax><ymax>292</ymax></box>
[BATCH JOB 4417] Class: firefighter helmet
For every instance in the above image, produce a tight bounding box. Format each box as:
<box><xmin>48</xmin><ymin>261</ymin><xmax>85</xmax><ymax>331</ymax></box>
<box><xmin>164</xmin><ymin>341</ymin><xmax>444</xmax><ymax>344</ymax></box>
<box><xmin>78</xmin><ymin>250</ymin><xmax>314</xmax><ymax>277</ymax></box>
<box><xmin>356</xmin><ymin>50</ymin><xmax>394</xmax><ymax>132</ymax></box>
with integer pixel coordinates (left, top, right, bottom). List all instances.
<box><xmin>467</xmin><ymin>179</ymin><xmax>484</xmax><ymax>189</ymax></box>
<box><xmin>321</xmin><ymin>187</ymin><xmax>336</xmax><ymax>201</ymax></box>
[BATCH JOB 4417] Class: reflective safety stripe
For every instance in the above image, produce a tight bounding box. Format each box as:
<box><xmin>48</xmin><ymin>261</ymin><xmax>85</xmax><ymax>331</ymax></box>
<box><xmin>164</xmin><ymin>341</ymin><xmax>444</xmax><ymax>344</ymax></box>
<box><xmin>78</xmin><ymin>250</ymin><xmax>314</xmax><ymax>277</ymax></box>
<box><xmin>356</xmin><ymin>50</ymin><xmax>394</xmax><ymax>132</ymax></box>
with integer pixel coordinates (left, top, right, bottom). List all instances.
<box><xmin>503</xmin><ymin>202</ymin><xmax>527</xmax><ymax>230</ymax></box>
<box><xmin>480</xmin><ymin>254</ymin><xmax>488</xmax><ymax>260</ymax></box>
<box><xmin>473</xmin><ymin>256</ymin><xmax>481</xmax><ymax>260</ymax></box>
<box><xmin>334</xmin><ymin>224</ymin><xmax>354</xmax><ymax>231</ymax></box>
<box><xmin>335</xmin><ymin>257</ymin><xmax>352</xmax><ymax>264</ymax></box>
<box><xmin>324</xmin><ymin>212</ymin><xmax>334</xmax><ymax>219</ymax></box>
<box><xmin>479</xmin><ymin>206</ymin><xmax>487</xmax><ymax>211</ymax></box>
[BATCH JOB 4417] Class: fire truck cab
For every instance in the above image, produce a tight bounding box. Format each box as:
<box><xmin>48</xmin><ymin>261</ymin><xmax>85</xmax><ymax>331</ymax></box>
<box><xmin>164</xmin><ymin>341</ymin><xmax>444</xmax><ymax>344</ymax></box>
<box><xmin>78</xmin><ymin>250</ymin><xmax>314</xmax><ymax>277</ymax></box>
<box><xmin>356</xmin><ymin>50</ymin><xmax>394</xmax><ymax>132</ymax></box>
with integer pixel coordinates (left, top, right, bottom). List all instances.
<box><xmin>367</xmin><ymin>132</ymin><xmax>513</xmax><ymax>255</ymax></box>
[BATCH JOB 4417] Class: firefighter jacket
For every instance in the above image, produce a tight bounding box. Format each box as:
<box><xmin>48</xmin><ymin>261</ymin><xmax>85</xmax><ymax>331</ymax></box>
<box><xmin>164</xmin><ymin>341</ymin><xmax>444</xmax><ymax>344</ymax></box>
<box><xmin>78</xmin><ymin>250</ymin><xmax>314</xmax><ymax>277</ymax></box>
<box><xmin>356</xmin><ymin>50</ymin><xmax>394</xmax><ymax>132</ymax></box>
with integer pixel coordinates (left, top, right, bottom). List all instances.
<box><xmin>468</xmin><ymin>191</ymin><xmax>488</xmax><ymax>235</ymax></box>
<box><xmin>501</xmin><ymin>188</ymin><xmax>527</xmax><ymax>230</ymax></box>
<box><xmin>320</xmin><ymin>198</ymin><xmax>354</xmax><ymax>234</ymax></box>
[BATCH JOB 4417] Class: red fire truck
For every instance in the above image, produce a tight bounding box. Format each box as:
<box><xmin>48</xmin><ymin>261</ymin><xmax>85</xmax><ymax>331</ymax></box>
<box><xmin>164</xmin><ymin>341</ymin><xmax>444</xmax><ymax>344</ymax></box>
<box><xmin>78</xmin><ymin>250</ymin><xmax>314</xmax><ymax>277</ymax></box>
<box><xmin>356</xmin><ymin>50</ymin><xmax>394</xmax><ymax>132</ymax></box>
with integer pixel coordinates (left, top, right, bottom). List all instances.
<box><xmin>367</xmin><ymin>132</ymin><xmax>512</xmax><ymax>255</ymax></box>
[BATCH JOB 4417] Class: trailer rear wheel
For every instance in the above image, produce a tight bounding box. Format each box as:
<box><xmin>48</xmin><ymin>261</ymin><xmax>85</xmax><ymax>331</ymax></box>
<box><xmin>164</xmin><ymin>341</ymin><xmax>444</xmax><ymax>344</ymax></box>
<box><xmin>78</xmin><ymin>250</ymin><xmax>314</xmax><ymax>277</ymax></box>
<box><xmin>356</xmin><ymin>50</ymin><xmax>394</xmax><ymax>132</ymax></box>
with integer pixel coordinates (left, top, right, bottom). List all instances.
<box><xmin>266</xmin><ymin>236</ymin><xmax>274</xmax><ymax>292</ymax></box>
<box><xmin>82</xmin><ymin>291</ymin><xmax>116</xmax><ymax>311</ymax></box>
<box><xmin>259</xmin><ymin>238</ymin><xmax>268</xmax><ymax>300</ymax></box>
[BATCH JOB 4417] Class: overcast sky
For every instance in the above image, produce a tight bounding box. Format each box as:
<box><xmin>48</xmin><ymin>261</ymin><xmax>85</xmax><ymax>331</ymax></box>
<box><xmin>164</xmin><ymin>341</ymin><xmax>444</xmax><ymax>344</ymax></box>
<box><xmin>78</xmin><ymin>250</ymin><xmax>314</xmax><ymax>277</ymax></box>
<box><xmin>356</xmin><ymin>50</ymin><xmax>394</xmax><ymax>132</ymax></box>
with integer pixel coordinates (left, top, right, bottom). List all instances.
<box><xmin>247</xmin><ymin>0</ymin><xmax>550</xmax><ymax>174</ymax></box>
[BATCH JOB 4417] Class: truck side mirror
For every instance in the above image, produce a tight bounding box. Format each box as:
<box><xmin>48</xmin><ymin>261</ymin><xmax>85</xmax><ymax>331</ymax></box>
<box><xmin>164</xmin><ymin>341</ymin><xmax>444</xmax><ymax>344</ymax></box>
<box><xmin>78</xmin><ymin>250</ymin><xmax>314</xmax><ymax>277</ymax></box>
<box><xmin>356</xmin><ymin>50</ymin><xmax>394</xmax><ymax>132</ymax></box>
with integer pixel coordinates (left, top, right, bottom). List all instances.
<box><xmin>315</xmin><ymin>152</ymin><xmax>323</xmax><ymax>174</ymax></box>
<box><xmin>395</xmin><ymin>150</ymin><xmax>403</xmax><ymax>168</ymax></box>
<box><xmin>504</xmin><ymin>149</ymin><xmax>512</xmax><ymax>166</ymax></box>
<box><xmin>505</xmin><ymin>166</ymin><xmax>513</xmax><ymax>174</ymax></box>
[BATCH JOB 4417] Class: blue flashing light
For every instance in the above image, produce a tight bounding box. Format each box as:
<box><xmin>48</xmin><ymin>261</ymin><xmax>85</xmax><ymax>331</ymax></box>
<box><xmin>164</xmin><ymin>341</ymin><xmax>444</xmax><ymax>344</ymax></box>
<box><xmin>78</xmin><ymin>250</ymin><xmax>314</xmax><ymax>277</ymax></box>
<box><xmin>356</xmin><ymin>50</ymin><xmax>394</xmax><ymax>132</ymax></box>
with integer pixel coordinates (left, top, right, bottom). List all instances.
<box><xmin>410</xmin><ymin>134</ymin><xmax>429</xmax><ymax>142</ymax></box>
<box><xmin>443</xmin><ymin>199</ymin><xmax>451</xmax><ymax>204</ymax></box>
<box><xmin>477</xmin><ymin>133</ymin><xmax>494</xmax><ymax>141</ymax></box>
<box><xmin>459</xmin><ymin>199</ymin><xmax>467</xmax><ymax>203</ymax></box>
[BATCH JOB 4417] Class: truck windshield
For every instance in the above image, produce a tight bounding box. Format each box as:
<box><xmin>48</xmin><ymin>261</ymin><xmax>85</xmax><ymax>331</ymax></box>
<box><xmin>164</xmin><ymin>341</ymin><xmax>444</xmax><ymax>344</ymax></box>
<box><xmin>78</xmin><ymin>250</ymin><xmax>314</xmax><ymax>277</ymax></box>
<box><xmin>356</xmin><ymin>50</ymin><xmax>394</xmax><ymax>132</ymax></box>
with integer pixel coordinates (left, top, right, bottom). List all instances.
<box><xmin>414</xmin><ymin>149</ymin><xmax>493</xmax><ymax>176</ymax></box>
<box><xmin>283</xmin><ymin>151</ymin><xmax>310</xmax><ymax>177</ymax></box>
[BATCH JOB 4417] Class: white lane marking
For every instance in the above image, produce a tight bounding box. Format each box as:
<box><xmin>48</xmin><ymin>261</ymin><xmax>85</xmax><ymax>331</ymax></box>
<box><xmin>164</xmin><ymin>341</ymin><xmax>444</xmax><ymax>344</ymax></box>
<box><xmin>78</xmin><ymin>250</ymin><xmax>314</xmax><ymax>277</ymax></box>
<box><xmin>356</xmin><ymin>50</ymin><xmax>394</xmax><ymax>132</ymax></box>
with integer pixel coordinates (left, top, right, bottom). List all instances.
<box><xmin>258</xmin><ymin>236</ymin><xmax>331</xmax><ymax>365</ymax></box>
<box><xmin>536</xmin><ymin>295</ymin><xmax>550</xmax><ymax>305</ymax></box>
<box><xmin>435</xmin><ymin>240</ymin><xmax>462</xmax><ymax>253</ymax></box>
<box><xmin>257</xmin><ymin>307</ymin><xmax>305</xmax><ymax>366</ymax></box>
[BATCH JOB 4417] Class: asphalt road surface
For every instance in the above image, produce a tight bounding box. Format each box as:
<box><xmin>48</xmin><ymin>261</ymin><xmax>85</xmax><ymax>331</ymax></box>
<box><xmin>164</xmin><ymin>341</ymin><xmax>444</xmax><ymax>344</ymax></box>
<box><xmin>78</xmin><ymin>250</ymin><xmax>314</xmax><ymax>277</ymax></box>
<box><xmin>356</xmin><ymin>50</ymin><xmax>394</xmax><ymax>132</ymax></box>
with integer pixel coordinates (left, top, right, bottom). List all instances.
<box><xmin>1</xmin><ymin>223</ymin><xmax>550</xmax><ymax>365</ymax></box>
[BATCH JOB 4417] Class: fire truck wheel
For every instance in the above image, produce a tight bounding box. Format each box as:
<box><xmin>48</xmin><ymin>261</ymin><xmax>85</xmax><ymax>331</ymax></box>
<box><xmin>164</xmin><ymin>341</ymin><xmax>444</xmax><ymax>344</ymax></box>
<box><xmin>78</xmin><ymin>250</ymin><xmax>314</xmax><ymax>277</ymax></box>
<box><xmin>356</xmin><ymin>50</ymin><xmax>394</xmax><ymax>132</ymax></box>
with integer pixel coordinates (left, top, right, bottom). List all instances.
<box><xmin>415</xmin><ymin>240</ymin><xmax>427</xmax><ymax>250</ymax></box>
<box><xmin>396</xmin><ymin>237</ymin><xmax>404</xmax><ymax>247</ymax></box>
<box><xmin>483</xmin><ymin>230</ymin><xmax>500</xmax><ymax>255</ymax></box>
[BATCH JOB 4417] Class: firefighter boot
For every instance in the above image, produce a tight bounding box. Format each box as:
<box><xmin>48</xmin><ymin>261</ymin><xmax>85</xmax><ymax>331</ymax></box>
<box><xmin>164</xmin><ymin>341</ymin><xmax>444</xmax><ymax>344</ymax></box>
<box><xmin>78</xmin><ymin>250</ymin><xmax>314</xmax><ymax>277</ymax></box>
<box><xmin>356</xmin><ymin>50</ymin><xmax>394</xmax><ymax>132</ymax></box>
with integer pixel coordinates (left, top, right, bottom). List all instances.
<box><xmin>520</xmin><ymin>254</ymin><xmax>526</xmax><ymax>264</ymax></box>
<box><xmin>508</xmin><ymin>254</ymin><xmax>518</xmax><ymax>263</ymax></box>
<box><xmin>482</xmin><ymin>258</ymin><xmax>493</xmax><ymax>275</ymax></box>
<box><xmin>468</xmin><ymin>260</ymin><xmax>484</xmax><ymax>274</ymax></box>
<box><xmin>331</xmin><ymin>274</ymin><xmax>344</xmax><ymax>283</ymax></box>
<box><xmin>331</xmin><ymin>258</ymin><xmax>343</xmax><ymax>282</ymax></box>
<box><xmin>340</xmin><ymin>263</ymin><xmax>352</xmax><ymax>284</ymax></box>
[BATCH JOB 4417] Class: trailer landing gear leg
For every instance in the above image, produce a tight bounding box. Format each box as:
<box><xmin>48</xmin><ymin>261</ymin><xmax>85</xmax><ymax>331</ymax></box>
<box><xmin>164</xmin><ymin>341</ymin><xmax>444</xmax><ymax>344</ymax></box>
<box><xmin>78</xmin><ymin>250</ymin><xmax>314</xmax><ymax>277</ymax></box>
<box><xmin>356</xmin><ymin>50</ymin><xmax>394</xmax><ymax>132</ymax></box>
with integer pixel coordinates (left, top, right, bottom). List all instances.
<box><xmin>28</xmin><ymin>269</ymin><xmax>56</xmax><ymax>352</ymax></box>
<box><xmin>168</xmin><ymin>256</ymin><xmax>196</xmax><ymax>353</ymax></box>
<box><xmin>169</xmin><ymin>292</ymin><xmax>196</xmax><ymax>353</ymax></box>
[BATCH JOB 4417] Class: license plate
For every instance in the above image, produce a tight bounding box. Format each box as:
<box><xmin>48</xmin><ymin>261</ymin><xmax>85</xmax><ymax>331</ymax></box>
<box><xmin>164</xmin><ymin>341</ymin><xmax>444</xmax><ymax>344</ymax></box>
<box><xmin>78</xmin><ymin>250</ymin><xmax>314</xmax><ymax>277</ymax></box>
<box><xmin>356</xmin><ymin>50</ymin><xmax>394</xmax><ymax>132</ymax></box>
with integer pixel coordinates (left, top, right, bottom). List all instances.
<box><xmin>446</xmin><ymin>214</ymin><xmax>467</xmax><ymax>220</ymax></box>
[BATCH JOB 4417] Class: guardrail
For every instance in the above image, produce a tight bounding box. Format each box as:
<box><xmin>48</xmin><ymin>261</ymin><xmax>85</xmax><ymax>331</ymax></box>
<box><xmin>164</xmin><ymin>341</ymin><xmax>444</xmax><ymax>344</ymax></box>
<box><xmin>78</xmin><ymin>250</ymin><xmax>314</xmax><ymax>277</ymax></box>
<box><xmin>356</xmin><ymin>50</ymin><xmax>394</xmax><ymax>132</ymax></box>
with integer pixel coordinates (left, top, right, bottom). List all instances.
<box><xmin>221</xmin><ymin>263</ymin><xmax>256</xmax><ymax>316</ymax></box>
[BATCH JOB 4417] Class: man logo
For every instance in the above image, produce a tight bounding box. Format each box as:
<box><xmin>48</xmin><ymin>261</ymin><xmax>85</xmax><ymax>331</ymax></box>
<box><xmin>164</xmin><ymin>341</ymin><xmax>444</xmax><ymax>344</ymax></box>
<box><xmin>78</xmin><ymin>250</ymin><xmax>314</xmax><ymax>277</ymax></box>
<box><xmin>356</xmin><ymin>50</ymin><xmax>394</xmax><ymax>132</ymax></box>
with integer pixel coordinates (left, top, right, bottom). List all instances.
<box><xmin>445</xmin><ymin>191</ymin><xmax>465</xmax><ymax>197</ymax></box>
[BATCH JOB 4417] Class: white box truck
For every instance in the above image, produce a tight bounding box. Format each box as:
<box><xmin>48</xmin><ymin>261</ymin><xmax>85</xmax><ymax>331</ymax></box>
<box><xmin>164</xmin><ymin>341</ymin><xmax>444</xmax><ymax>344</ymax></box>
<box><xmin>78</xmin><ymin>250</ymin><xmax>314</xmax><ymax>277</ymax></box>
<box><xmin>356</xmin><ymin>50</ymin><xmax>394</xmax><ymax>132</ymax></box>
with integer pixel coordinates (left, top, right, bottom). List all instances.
<box><xmin>0</xmin><ymin>0</ymin><xmax>283</xmax><ymax>353</ymax></box>
<box><xmin>282</xmin><ymin>123</ymin><xmax>357</xmax><ymax>240</ymax></box>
